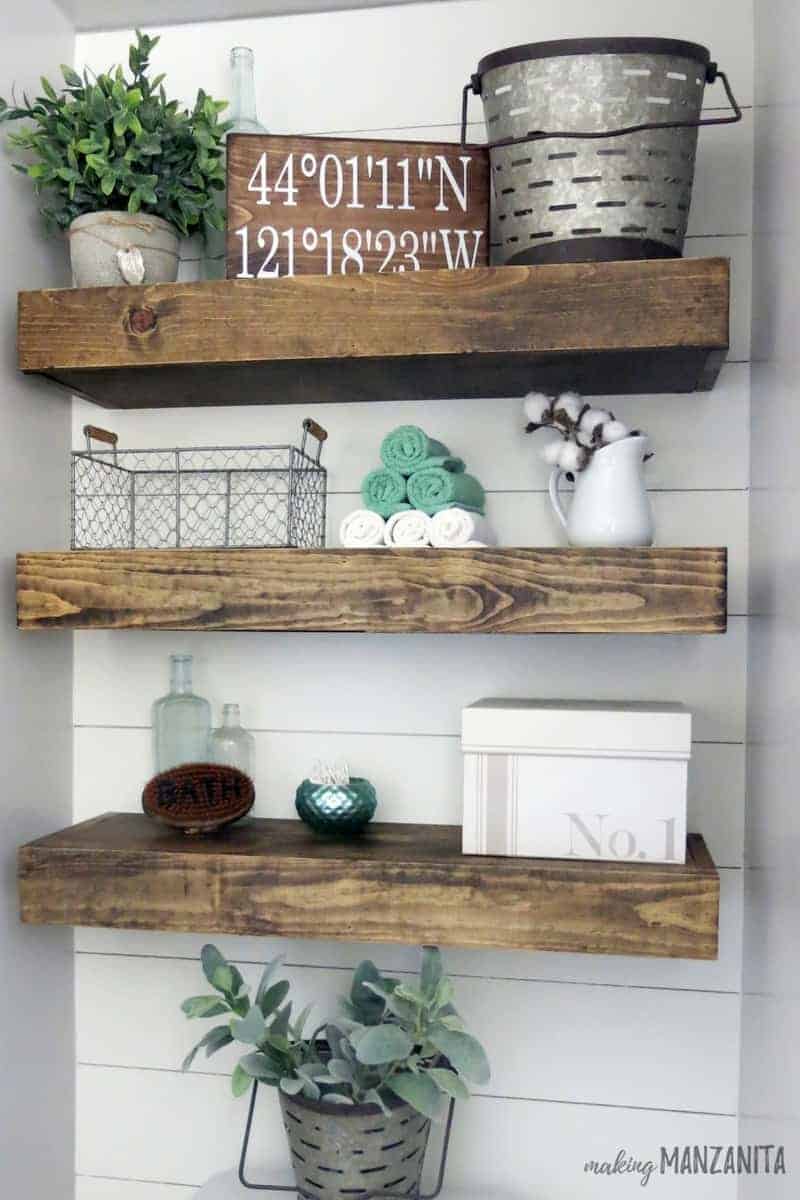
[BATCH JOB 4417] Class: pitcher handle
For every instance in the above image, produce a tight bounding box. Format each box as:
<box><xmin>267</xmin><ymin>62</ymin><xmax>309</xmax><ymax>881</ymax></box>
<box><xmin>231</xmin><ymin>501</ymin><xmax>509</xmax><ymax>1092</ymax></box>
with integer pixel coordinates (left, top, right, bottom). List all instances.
<box><xmin>548</xmin><ymin>467</ymin><xmax>569</xmax><ymax>531</ymax></box>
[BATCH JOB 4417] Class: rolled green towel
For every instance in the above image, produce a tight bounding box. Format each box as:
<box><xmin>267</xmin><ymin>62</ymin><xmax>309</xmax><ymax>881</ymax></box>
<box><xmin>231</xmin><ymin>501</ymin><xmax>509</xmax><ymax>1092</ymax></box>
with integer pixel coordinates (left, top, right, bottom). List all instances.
<box><xmin>416</xmin><ymin>454</ymin><xmax>466</xmax><ymax>474</ymax></box>
<box><xmin>380</xmin><ymin>425</ymin><xmax>461</xmax><ymax>476</ymax></box>
<box><xmin>361</xmin><ymin>467</ymin><xmax>411</xmax><ymax>518</ymax></box>
<box><xmin>407</xmin><ymin>467</ymin><xmax>486</xmax><ymax>516</ymax></box>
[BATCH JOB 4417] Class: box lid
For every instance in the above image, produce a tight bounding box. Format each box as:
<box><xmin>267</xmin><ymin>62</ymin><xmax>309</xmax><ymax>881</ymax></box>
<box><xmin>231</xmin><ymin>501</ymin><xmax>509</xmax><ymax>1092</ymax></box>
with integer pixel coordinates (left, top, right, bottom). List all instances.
<box><xmin>462</xmin><ymin>699</ymin><xmax>691</xmax><ymax>758</ymax></box>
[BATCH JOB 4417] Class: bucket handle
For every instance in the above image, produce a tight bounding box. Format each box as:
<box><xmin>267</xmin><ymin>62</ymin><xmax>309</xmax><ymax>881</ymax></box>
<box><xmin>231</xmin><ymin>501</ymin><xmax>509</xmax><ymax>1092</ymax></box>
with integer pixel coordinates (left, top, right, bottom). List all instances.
<box><xmin>460</xmin><ymin>61</ymin><xmax>741</xmax><ymax>149</ymax></box>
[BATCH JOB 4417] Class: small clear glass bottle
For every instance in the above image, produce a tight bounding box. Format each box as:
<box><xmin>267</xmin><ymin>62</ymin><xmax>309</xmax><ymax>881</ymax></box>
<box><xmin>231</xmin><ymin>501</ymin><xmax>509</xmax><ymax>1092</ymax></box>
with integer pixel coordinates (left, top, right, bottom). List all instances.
<box><xmin>205</xmin><ymin>47</ymin><xmax>268</xmax><ymax>280</ymax></box>
<box><xmin>228</xmin><ymin>47</ymin><xmax>268</xmax><ymax>135</ymax></box>
<box><xmin>209</xmin><ymin>704</ymin><xmax>256</xmax><ymax>778</ymax></box>
<box><xmin>152</xmin><ymin>654</ymin><xmax>212</xmax><ymax>773</ymax></box>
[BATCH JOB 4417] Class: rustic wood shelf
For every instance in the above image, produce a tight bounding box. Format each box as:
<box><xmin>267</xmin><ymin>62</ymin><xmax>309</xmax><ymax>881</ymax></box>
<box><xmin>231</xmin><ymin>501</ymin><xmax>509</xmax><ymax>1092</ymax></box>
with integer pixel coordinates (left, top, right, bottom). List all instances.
<box><xmin>17</xmin><ymin>258</ymin><xmax>729</xmax><ymax>408</ymax></box>
<box><xmin>17</xmin><ymin>814</ymin><xmax>720</xmax><ymax>959</ymax></box>
<box><xmin>17</xmin><ymin>546</ymin><xmax>727</xmax><ymax>634</ymax></box>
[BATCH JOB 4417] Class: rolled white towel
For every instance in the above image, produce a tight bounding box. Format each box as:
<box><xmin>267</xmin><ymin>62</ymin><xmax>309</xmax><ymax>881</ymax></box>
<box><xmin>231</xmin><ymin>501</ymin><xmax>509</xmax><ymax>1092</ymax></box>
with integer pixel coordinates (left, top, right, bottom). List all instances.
<box><xmin>339</xmin><ymin>509</ymin><xmax>386</xmax><ymax>548</ymax></box>
<box><xmin>384</xmin><ymin>509</ymin><xmax>433</xmax><ymax>547</ymax></box>
<box><xmin>430</xmin><ymin>507</ymin><xmax>495</xmax><ymax>548</ymax></box>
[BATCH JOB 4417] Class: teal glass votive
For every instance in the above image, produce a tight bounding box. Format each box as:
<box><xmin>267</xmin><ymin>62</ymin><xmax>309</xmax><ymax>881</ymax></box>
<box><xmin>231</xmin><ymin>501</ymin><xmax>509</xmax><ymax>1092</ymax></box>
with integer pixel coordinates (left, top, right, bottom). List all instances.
<box><xmin>295</xmin><ymin>778</ymin><xmax>377</xmax><ymax>835</ymax></box>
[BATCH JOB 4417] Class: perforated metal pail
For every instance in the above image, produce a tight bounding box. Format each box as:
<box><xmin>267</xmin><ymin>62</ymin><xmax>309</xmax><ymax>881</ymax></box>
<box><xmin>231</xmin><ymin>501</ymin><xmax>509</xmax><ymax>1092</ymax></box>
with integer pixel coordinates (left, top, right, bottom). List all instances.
<box><xmin>461</xmin><ymin>37</ymin><xmax>741</xmax><ymax>265</ymax></box>
<box><xmin>279</xmin><ymin>1089</ymin><xmax>431</xmax><ymax>1200</ymax></box>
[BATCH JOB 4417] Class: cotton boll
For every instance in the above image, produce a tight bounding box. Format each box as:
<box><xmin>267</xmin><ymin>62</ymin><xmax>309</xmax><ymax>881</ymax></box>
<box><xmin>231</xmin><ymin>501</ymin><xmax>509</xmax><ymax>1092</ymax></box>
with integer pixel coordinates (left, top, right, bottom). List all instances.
<box><xmin>579</xmin><ymin>408</ymin><xmax>612</xmax><ymax>437</ymax></box>
<box><xmin>523</xmin><ymin>391</ymin><xmax>553</xmax><ymax>425</ymax></box>
<box><xmin>601</xmin><ymin>420</ymin><xmax>631</xmax><ymax>444</ymax></box>
<box><xmin>558</xmin><ymin>441</ymin><xmax>589</xmax><ymax>473</ymax></box>
<box><xmin>541</xmin><ymin>438</ymin><xmax>565</xmax><ymax>466</ymax></box>
<box><xmin>552</xmin><ymin>391</ymin><xmax>583</xmax><ymax>425</ymax></box>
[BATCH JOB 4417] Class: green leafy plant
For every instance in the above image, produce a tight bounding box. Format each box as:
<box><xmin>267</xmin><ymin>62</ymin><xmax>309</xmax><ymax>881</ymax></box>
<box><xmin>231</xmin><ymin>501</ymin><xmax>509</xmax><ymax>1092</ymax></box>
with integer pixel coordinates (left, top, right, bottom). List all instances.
<box><xmin>181</xmin><ymin>944</ymin><xmax>490</xmax><ymax>1121</ymax></box>
<box><xmin>0</xmin><ymin>30</ymin><xmax>230</xmax><ymax>236</ymax></box>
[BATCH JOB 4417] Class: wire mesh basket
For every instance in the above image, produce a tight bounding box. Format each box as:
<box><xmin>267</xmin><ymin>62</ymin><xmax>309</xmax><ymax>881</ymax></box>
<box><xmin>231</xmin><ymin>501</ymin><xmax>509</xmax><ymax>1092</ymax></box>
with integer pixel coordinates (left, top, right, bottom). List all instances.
<box><xmin>72</xmin><ymin>418</ymin><xmax>328</xmax><ymax>550</ymax></box>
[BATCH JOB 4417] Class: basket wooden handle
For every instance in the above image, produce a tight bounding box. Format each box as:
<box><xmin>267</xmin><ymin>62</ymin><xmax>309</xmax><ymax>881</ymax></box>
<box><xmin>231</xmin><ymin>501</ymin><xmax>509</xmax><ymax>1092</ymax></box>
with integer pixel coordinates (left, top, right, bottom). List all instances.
<box><xmin>83</xmin><ymin>425</ymin><xmax>118</xmax><ymax>448</ymax></box>
<box><xmin>303</xmin><ymin>418</ymin><xmax>328</xmax><ymax>444</ymax></box>
<box><xmin>301</xmin><ymin>418</ymin><xmax>328</xmax><ymax>465</ymax></box>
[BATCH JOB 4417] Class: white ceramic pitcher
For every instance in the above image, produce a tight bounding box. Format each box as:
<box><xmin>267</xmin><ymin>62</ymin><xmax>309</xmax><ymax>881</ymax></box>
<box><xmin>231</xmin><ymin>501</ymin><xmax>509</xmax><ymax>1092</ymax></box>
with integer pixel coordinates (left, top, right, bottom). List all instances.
<box><xmin>548</xmin><ymin>435</ymin><xmax>654</xmax><ymax>548</ymax></box>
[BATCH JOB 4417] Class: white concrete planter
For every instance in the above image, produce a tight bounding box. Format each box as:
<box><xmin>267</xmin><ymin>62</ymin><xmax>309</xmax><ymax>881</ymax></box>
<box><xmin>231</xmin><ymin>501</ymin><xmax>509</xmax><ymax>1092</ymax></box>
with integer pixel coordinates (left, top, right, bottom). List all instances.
<box><xmin>68</xmin><ymin>211</ymin><xmax>180</xmax><ymax>287</ymax></box>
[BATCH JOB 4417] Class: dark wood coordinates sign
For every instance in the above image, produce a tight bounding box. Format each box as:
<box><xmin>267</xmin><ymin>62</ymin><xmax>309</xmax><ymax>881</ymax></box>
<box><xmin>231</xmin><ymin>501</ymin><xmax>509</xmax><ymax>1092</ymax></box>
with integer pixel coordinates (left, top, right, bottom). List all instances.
<box><xmin>226</xmin><ymin>133</ymin><xmax>489</xmax><ymax>279</ymax></box>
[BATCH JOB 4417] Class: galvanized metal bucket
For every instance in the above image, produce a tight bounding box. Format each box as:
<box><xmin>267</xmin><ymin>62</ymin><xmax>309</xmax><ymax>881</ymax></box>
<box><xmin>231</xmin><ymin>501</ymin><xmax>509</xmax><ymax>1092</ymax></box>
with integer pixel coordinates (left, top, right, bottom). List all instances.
<box><xmin>278</xmin><ymin>1089</ymin><xmax>431</xmax><ymax>1199</ymax></box>
<box><xmin>237</xmin><ymin>1072</ymin><xmax>457</xmax><ymax>1198</ymax></box>
<box><xmin>461</xmin><ymin>37</ymin><xmax>741</xmax><ymax>265</ymax></box>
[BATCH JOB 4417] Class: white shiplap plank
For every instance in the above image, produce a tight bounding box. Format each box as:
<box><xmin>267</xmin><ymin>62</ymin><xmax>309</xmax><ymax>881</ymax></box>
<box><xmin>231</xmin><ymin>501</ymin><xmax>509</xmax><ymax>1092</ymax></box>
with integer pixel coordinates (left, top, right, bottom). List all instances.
<box><xmin>73</xmin><ymin>725</ymin><xmax>744</xmax><ymax>867</ymax></box>
<box><xmin>76</xmin><ymin>955</ymin><xmax>739</xmax><ymax>1113</ymax></box>
<box><xmin>71</xmin><ymin>360</ymin><xmax>750</xmax><ymax>492</ymax></box>
<box><xmin>73</xmin><ymin>617</ymin><xmax>747</xmax><ymax>742</ymax></box>
<box><xmin>77</xmin><ymin>1180</ymin><xmax>196</xmax><ymax>1200</ymax></box>
<box><xmin>76</xmin><ymin>1066</ymin><xmax>738</xmax><ymax>1197</ymax></box>
<box><xmin>75</xmin><ymin>0</ymin><xmax>754</xmax><ymax>128</ymax></box>
<box><xmin>689</xmin><ymin>107</ymin><xmax>753</xmax><ymax>238</ymax></box>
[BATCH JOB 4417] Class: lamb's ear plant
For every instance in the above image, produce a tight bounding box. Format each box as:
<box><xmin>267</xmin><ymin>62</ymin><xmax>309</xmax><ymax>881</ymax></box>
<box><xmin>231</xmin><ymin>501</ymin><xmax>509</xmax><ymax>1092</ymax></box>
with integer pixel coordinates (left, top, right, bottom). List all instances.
<box><xmin>180</xmin><ymin>944</ymin><xmax>325</xmax><ymax>1099</ymax></box>
<box><xmin>181</xmin><ymin>944</ymin><xmax>490</xmax><ymax>1120</ymax></box>
<box><xmin>0</xmin><ymin>30</ymin><xmax>230</xmax><ymax>237</ymax></box>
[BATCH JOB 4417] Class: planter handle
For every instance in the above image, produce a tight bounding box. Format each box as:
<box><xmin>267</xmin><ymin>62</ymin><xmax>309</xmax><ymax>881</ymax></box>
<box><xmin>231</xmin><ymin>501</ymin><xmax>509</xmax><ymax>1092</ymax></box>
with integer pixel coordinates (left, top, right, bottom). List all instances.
<box><xmin>237</xmin><ymin>1081</ymin><xmax>456</xmax><ymax>1198</ymax></box>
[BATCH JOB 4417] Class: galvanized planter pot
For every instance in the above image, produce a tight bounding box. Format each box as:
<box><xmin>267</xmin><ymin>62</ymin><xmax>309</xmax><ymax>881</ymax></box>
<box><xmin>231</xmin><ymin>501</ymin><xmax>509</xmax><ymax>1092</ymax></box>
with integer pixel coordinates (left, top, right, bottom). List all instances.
<box><xmin>279</xmin><ymin>1088</ymin><xmax>431</xmax><ymax>1200</ymax></box>
<box><xmin>464</xmin><ymin>37</ymin><xmax>740</xmax><ymax>266</ymax></box>
<box><xmin>68</xmin><ymin>210</ymin><xmax>180</xmax><ymax>286</ymax></box>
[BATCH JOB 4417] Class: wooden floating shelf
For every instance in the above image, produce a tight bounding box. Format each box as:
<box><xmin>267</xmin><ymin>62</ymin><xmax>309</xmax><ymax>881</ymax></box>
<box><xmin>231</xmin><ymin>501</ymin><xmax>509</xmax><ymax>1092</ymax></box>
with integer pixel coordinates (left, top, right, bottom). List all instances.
<box><xmin>17</xmin><ymin>814</ymin><xmax>720</xmax><ymax>960</ymax></box>
<box><xmin>16</xmin><ymin>547</ymin><xmax>727</xmax><ymax>634</ymax></box>
<box><xmin>17</xmin><ymin>258</ymin><xmax>730</xmax><ymax>408</ymax></box>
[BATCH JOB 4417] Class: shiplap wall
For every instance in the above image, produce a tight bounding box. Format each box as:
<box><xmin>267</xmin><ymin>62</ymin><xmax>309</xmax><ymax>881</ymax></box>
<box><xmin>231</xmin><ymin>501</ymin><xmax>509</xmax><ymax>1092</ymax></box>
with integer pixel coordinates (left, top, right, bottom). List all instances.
<box><xmin>0</xmin><ymin>8</ymin><xmax>75</xmax><ymax>1199</ymax></box>
<box><xmin>72</xmin><ymin>2</ymin><xmax>752</xmax><ymax>1196</ymax></box>
<box><xmin>739</xmin><ymin>0</ymin><xmax>799</xmax><ymax>1193</ymax></box>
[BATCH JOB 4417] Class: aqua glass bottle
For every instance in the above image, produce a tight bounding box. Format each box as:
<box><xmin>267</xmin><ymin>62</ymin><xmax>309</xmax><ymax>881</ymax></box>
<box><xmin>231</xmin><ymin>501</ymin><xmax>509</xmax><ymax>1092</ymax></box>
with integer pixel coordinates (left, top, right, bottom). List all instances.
<box><xmin>152</xmin><ymin>654</ymin><xmax>212</xmax><ymax>773</ymax></box>
<box><xmin>208</xmin><ymin>704</ymin><xmax>256</xmax><ymax>778</ymax></box>
<box><xmin>204</xmin><ymin>47</ymin><xmax>268</xmax><ymax>280</ymax></box>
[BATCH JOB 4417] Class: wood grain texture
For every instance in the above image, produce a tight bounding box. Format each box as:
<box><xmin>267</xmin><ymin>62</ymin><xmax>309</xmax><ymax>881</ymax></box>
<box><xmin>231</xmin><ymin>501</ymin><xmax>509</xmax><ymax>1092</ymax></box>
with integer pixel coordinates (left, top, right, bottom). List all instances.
<box><xmin>16</xmin><ymin>547</ymin><xmax>728</xmax><ymax>633</ymax></box>
<box><xmin>226</xmin><ymin>133</ymin><xmax>489</xmax><ymax>277</ymax></box>
<box><xmin>16</xmin><ymin>258</ymin><xmax>730</xmax><ymax>407</ymax></box>
<box><xmin>18</xmin><ymin>814</ymin><xmax>720</xmax><ymax>959</ymax></box>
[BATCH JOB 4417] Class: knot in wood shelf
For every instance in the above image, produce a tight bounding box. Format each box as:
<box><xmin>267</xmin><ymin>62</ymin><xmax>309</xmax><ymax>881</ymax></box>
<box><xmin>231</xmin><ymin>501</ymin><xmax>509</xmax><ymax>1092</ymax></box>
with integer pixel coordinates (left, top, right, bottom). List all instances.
<box><xmin>17</xmin><ymin>258</ymin><xmax>730</xmax><ymax>408</ymax></box>
<box><xmin>127</xmin><ymin>305</ymin><xmax>158</xmax><ymax>336</ymax></box>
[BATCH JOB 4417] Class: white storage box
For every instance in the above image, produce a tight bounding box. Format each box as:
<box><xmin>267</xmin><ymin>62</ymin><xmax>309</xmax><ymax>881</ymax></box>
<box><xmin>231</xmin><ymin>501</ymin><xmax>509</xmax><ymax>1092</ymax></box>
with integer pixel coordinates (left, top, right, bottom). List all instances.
<box><xmin>462</xmin><ymin>699</ymin><xmax>691</xmax><ymax>864</ymax></box>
